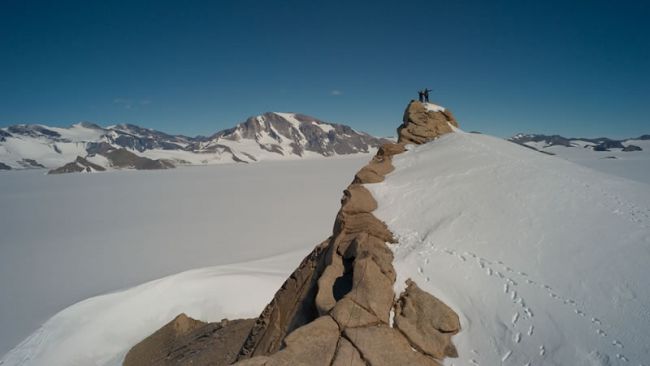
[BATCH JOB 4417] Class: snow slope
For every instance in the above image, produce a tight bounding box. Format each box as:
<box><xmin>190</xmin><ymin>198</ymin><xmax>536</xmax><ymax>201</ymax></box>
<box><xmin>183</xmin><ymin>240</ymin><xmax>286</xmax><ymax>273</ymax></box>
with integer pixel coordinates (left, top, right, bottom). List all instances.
<box><xmin>0</xmin><ymin>253</ymin><xmax>298</xmax><ymax>366</ymax></box>
<box><xmin>0</xmin><ymin>156</ymin><xmax>370</xmax><ymax>358</ymax></box>
<box><xmin>368</xmin><ymin>131</ymin><xmax>650</xmax><ymax>365</ymax></box>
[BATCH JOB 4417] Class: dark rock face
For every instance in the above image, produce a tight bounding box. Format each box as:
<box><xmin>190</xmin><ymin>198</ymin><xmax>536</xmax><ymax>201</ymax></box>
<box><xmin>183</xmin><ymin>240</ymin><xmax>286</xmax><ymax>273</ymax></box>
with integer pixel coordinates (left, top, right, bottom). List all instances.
<box><xmin>210</xmin><ymin>112</ymin><xmax>390</xmax><ymax>158</ymax></box>
<box><xmin>593</xmin><ymin>139</ymin><xmax>625</xmax><ymax>151</ymax></box>
<box><xmin>48</xmin><ymin>156</ymin><xmax>106</xmax><ymax>174</ymax></box>
<box><xmin>0</xmin><ymin>129</ymin><xmax>11</xmax><ymax>142</ymax></box>
<box><xmin>623</xmin><ymin>144</ymin><xmax>642</xmax><ymax>152</ymax></box>
<box><xmin>510</xmin><ymin>134</ymin><xmax>648</xmax><ymax>153</ymax></box>
<box><xmin>102</xmin><ymin>149</ymin><xmax>174</xmax><ymax>170</ymax></box>
<box><xmin>123</xmin><ymin>314</ymin><xmax>256</xmax><ymax>366</ymax></box>
<box><xmin>7</xmin><ymin>125</ymin><xmax>61</xmax><ymax>139</ymax></box>
<box><xmin>18</xmin><ymin>159</ymin><xmax>46</xmax><ymax>169</ymax></box>
<box><xmin>509</xmin><ymin>134</ymin><xmax>573</xmax><ymax>147</ymax></box>
<box><xmin>0</xmin><ymin>162</ymin><xmax>11</xmax><ymax>170</ymax></box>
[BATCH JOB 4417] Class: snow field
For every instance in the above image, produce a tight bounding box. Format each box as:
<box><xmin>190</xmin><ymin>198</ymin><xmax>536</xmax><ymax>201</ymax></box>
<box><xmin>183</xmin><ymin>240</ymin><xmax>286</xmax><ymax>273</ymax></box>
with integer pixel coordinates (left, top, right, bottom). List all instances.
<box><xmin>368</xmin><ymin>130</ymin><xmax>650</xmax><ymax>365</ymax></box>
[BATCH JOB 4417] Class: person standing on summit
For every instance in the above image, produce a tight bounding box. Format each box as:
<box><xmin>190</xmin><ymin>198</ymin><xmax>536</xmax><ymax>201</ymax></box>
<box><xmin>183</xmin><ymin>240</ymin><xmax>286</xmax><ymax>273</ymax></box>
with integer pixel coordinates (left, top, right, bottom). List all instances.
<box><xmin>418</xmin><ymin>90</ymin><xmax>424</xmax><ymax>103</ymax></box>
<box><xmin>424</xmin><ymin>88</ymin><xmax>431</xmax><ymax>103</ymax></box>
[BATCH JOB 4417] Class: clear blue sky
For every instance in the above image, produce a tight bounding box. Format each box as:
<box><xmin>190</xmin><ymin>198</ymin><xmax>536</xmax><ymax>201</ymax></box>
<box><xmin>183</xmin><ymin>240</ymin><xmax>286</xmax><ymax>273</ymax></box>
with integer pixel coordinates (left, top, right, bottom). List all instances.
<box><xmin>1</xmin><ymin>0</ymin><xmax>648</xmax><ymax>138</ymax></box>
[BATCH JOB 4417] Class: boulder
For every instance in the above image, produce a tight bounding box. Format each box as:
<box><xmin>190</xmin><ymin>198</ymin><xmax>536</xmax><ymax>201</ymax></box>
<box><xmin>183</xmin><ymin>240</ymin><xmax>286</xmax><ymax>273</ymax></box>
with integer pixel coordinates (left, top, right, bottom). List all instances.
<box><xmin>398</xmin><ymin>101</ymin><xmax>457</xmax><ymax>144</ymax></box>
<box><xmin>394</xmin><ymin>279</ymin><xmax>460</xmax><ymax>359</ymax></box>
<box><xmin>345</xmin><ymin>325</ymin><xmax>441</xmax><ymax>366</ymax></box>
<box><xmin>123</xmin><ymin>314</ymin><xmax>255</xmax><ymax>366</ymax></box>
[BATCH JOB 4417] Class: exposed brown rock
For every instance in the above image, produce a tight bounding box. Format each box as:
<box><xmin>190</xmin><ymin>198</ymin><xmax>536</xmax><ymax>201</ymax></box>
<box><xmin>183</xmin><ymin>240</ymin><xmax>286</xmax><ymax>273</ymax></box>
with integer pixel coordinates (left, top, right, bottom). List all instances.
<box><xmin>344</xmin><ymin>257</ymin><xmax>394</xmax><ymax>324</ymax></box>
<box><xmin>237</xmin><ymin>241</ymin><xmax>330</xmax><ymax>358</ymax></box>
<box><xmin>123</xmin><ymin>315</ymin><xmax>255</xmax><ymax>366</ymax></box>
<box><xmin>331</xmin><ymin>337</ymin><xmax>366</xmax><ymax>366</ymax></box>
<box><xmin>345</xmin><ymin>325</ymin><xmax>441</xmax><ymax>366</ymax></box>
<box><xmin>398</xmin><ymin>100</ymin><xmax>458</xmax><ymax>145</ymax></box>
<box><xmin>394</xmin><ymin>279</ymin><xmax>461</xmax><ymax>359</ymax></box>
<box><xmin>329</xmin><ymin>297</ymin><xmax>380</xmax><ymax>328</ymax></box>
<box><xmin>237</xmin><ymin>316</ymin><xmax>340</xmax><ymax>366</ymax></box>
<box><xmin>341</xmin><ymin>184</ymin><xmax>377</xmax><ymax>215</ymax></box>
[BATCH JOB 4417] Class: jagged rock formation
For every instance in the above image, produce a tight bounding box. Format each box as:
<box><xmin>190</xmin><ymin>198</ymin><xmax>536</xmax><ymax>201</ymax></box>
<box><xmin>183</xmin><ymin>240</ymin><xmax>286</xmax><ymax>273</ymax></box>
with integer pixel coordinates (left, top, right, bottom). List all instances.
<box><xmin>124</xmin><ymin>100</ymin><xmax>461</xmax><ymax>366</ymax></box>
<box><xmin>48</xmin><ymin>156</ymin><xmax>106</xmax><ymax>174</ymax></box>
<box><xmin>124</xmin><ymin>314</ymin><xmax>255</xmax><ymax>366</ymax></box>
<box><xmin>397</xmin><ymin>101</ymin><xmax>458</xmax><ymax>144</ymax></box>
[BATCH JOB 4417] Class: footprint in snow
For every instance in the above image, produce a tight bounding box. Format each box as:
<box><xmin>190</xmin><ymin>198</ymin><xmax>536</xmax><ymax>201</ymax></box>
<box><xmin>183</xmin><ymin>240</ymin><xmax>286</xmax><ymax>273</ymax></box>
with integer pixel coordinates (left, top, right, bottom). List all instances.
<box><xmin>501</xmin><ymin>350</ymin><xmax>512</xmax><ymax>362</ymax></box>
<box><xmin>616</xmin><ymin>353</ymin><xmax>629</xmax><ymax>362</ymax></box>
<box><xmin>574</xmin><ymin>309</ymin><xmax>585</xmax><ymax>316</ymax></box>
<box><xmin>524</xmin><ymin>308</ymin><xmax>534</xmax><ymax>318</ymax></box>
<box><xmin>612</xmin><ymin>340</ymin><xmax>623</xmax><ymax>348</ymax></box>
<box><xmin>597</xmin><ymin>329</ymin><xmax>607</xmax><ymax>337</ymax></box>
<box><xmin>539</xmin><ymin>345</ymin><xmax>546</xmax><ymax>356</ymax></box>
<box><xmin>527</xmin><ymin>325</ymin><xmax>534</xmax><ymax>336</ymax></box>
<box><xmin>511</xmin><ymin>312</ymin><xmax>520</xmax><ymax>325</ymax></box>
<box><xmin>591</xmin><ymin>317</ymin><xmax>601</xmax><ymax>325</ymax></box>
<box><xmin>513</xmin><ymin>332</ymin><xmax>522</xmax><ymax>344</ymax></box>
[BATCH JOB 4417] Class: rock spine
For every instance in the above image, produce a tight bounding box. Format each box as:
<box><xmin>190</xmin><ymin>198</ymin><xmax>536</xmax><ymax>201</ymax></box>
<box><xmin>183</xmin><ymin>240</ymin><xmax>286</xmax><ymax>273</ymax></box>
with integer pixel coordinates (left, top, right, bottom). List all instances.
<box><xmin>123</xmin><ymin>100</ymin><xmax>461</xmax><ymax>366</ymax></box>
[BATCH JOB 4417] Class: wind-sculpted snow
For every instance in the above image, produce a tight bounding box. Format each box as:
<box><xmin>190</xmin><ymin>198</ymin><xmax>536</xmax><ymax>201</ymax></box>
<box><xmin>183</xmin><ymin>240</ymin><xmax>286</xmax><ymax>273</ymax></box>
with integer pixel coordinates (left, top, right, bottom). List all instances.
<box><xmin>0</xmin><ymin>256</ymin><xmax>294</xmax><ymax>366</ymax></box>
<box><xmin>368</xmin><ymin>130</ymin><xmax>650</xmax><ymax>365</ymax></box>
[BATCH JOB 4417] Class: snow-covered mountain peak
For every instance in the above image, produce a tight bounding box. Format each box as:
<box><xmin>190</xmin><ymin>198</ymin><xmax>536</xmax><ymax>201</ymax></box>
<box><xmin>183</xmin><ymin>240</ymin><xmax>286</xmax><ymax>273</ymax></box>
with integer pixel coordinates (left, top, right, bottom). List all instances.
<box><xmin>0</xmin><ymin>112</ymin><xmax>388</xmax><ymax>172</ymax></box>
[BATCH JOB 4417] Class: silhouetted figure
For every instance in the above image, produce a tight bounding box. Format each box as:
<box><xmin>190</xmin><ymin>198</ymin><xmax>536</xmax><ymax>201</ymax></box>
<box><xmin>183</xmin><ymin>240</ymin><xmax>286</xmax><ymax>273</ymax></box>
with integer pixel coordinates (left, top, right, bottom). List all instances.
<box><xmin>424</xmin><ymin>88</ymin><xmax>432</xmax><ymax>103</ymax></box>
<box><xmin>418</xmin><ymin>90</ymin><xmax>424</xmax><ymax>103</ymax></box>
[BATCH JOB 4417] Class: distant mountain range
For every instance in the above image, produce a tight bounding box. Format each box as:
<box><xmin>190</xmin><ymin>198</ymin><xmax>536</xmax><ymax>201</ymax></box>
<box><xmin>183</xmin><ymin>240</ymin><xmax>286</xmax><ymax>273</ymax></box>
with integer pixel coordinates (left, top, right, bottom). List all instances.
<box><xmin>509</xmin><ymin>133</ymin><xmax>649</xmax><ymax>154</ymax></box>
<box><xmin>0</xmin><ymin>113</ymin><xmax>390</xmax><ymax>174</ymax></box>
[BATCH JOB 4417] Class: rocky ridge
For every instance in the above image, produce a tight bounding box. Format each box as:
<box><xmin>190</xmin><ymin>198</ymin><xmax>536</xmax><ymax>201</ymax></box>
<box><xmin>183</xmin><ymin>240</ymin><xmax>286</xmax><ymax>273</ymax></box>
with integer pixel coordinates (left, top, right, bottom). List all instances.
<box><xmin>123</xmin><ymin>100</ymin><xmax>461</xmax><ymax>366</ymax></box>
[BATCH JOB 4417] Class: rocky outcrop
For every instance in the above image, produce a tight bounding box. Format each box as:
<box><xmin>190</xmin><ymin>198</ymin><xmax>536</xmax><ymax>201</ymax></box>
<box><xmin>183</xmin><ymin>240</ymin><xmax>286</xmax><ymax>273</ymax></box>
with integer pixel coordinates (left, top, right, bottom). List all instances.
<box><xmin>397</xmin><ymin>101</ymin><xmax>458</xmax><ymax>144</ymax></box>
<box><xmin>125</xmin><ymin>100</ymin><xmax>461</xmax><ymax>366</ymax></box>
<box><xmin>123</xmin><ymin>314</ymin><xmax>255</xmax><ymax>366</ymax></box>
<box><xmin>0</xmin><ymin>162</ymin><xmax>11</xmax><ymax>170</ymax></box>
<box><xmin>48</xmin><ymin>156</ymin><xmax>106</xmax><ymax>174</ymax></box>
<box><xmin>623</xmin><ymin>145</ymin><xmax>642</xmax><ymax>152</ymax></box>
<box><xmin>394</xmin><ymin>280</ymin><xmax>460</xmax><ymax>359</ymax></box>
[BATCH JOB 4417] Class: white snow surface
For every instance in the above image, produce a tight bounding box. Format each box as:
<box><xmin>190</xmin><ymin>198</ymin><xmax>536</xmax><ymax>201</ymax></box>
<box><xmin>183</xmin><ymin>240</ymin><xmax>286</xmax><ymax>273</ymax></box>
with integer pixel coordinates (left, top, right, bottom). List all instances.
<box><xmin>0</xmin><ymin>254</ymin><xmax>294</xmax><ymax>366</ymax></box>
<box><xmin>536</xmin><ymin>141</ymin><xmax>650</xmax><ymax>185</ymax></box>
<box><xmin>367</xmin><ymin>131</ymin><xmax>650</xmax><ymax>366</ymax></box>
<box><xmin>424</xmin><ymin>102</ymin><xmax>446</xmax><ymax>112</ymax></box>
<box><xmin>0</xmin><ymin>156</ymin><xmax>370</xmax><ymax>361</ymax></box>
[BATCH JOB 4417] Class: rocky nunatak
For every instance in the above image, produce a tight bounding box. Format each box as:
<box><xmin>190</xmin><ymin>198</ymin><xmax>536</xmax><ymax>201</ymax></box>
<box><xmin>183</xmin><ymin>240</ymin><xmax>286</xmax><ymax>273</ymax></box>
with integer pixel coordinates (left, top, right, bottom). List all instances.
<box><xmin>123</xmin><ymin>100</ymin><xmax>461</xmax><ymax>366</ymax></box>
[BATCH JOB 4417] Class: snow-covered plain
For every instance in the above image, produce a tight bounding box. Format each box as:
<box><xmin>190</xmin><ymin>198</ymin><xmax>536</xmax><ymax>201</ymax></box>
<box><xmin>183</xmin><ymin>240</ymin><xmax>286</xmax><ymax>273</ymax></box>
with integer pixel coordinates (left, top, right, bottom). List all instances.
<box><xmin>368</xmin><ymin>131</ymin><xmax>650</xmax><ymax>366</ymax></box>
<box><xmin>0</xmin><ymin>155</ymin><xmax>370</xmax><ymax>361</ymax></box>
<box><xmin>519</xmin><ymin>139</ymin><xmax>650</xmax><ymax>185</ymax></box>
